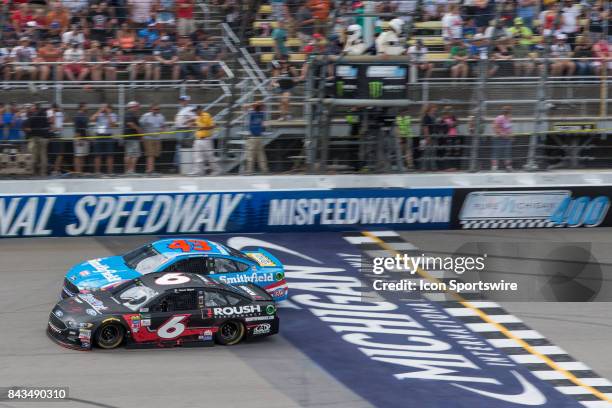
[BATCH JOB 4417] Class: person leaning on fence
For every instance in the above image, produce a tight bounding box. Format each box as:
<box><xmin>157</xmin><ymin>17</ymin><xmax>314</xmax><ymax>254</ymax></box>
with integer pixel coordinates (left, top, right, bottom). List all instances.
<box><xmin>174</xmin><ymin>95</ymin><xmax>196</xmax><ymax>172</ymax></box>
<box><xmin>23</xmin><ymin>103</ymin><xmax>51</xmax><ymax>176</ymax></box>
<box><xmin>123</xmin><ymin>101</ymin><xmax>143</xmax><ymax>175</ymax></box>
<box><xmin>47</xmin><ymin>104</ymin><xmax>66</xmax><ymax>176</ymax></box>
<box><xmin>140</xmin><ymin>104</ymin><xmax>166</xmax><ymax>175</ymax></box>
<box><xmin>395</xmin><ymin>110</ymin><xmax>415</xmax><ymax>171</ymax></box>
<box><xmin>245</xmin><ymin>102</ymin><xmax>269</xmax><ymax>175</ymax></box>
<box><xmin>420</xmin><ymin>104</ymin><xmax>438</xmax><ymax>171</ymax></box>
<box><xmin>91</xmin><ymin>103</ymin><xmax>118</xmax><ymax>174</ymax></box>
<box><xmin>492</xmin><ymin>106</ymin><xmax>513</xmax><ymax>172</ymax></box>
<box><xmin>193</xmin><ymin>105</ymin><xmax>221</xmax><ymax>176</ymax></box>
<box><xmin>73</xmin><ymin>103</ymin><xmax>89</xmax><ymax>174</ymax></box>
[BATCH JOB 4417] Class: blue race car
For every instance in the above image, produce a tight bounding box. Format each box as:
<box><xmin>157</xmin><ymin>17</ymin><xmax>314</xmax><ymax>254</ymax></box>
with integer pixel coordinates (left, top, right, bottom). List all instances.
<box><xmin>62</xmin><ymin>238</ymin><xmax>288</xmax><ymax>301</ymax></box>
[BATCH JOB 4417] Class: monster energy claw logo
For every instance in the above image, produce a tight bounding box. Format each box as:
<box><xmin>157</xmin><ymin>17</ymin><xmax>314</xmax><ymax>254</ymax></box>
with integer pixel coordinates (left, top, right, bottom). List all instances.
<box><xmin>369</xmin><ymin>81</ymin><xmax>383</xmax><ymax>98</ymax></box>
<box><xmin>336</xmin><ymin>81</ymin><xmax>344</xmax><ymax>96</ymax></box>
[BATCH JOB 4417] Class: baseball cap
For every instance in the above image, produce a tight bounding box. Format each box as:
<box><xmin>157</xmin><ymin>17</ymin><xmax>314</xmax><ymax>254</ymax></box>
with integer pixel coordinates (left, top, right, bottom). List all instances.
<box><xmin>127</xmin><ymin>101</ymin><xmax>139</xmax><ymax>108</ymax></box>
<box><xmin>179</xmin><ymin>95</ymin><xmax>191</xmax><ymax>101</ymax></box>
<box><xmin>473</xmin><ymin>33</ymin><xmax>484</xmax><ymax>41</ymax></box>
<box><xmin>160</xmin><ymin>35</ymin><xmax>170</xmax><ymax>41</ymax></box>
<box><xmin>556</xmin><ymin>33</ymin><xmax>567</xmax><ymax>40</ymax></box>
<box><xmin>514</xmin><ymin>17</ymin><xmax>523</xmax><ymax>25</ymax></box>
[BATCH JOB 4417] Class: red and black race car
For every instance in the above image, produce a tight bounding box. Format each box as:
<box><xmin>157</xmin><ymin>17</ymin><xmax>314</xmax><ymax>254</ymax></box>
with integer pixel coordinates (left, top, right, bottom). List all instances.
<box><xmin>47</xmin><ymin>272</ymin><xmax>279</xmax><ymax>350</ymax></box>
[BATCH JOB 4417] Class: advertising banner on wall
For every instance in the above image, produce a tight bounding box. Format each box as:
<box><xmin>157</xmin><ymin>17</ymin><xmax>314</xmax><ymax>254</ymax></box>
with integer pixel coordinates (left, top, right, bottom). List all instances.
<box><xmin>0</xmin><ymin>188</ymin><xmax>453</xmax><ymax>238</ymax></box>
<box><xmin>451</xmin><ymin>187</ymin><xmax>612</xmax><ymax>229</ymax></box>
<box><xmin>330</xmin><ymin>62</ymin><xmax>409</xmax><ymax>99</ymax></box>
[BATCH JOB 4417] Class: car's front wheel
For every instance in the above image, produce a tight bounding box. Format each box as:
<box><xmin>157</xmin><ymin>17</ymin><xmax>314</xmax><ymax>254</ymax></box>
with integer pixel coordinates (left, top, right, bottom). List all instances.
<box><xmin>215</xmin><ymin>321</ymin><xmax>245</xmax><ymax>345</ymax></box>
<box><xmin>95</xmin><ymin>323</ymin><xmax>125</xmax><ymax>349</ymax></box>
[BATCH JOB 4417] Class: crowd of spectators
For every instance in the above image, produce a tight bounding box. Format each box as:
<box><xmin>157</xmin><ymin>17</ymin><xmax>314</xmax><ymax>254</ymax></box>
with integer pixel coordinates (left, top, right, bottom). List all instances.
<box><xmin>0</xmin><ymin>97</ymin><xmax>220</xmax><ymax>176</ymax></box>
<box><xmin>260</xmin><ymin>0</ymin><xmax>612</xmax><ymax>79</ymax></box>
<box><xmin>0</xmin><ymin>0</ymin><xmax>227</xmax><ymax>88</ymax></box>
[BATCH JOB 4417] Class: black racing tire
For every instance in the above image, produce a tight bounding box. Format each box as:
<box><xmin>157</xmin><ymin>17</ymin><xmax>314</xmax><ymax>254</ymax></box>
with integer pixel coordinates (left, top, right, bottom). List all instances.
<box><xmin>215</xmin><ymin>320</ymin><xmax>245</xmax><ymax>346</ymax></box>
<box><xmin>95</xmin><ymin>323</ymin><xmax>125</xmax><ymax>349</ymax></box>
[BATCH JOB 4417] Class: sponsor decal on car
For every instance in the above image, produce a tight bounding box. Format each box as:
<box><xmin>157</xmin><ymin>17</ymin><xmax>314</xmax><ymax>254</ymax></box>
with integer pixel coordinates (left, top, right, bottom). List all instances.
<box><xmin>88</xmin><ymin>259</ymin><xmax>123</xmax><ymax>282</ymax></box>
<box><xmin>213</xmin><ymin>305</ymin><xmax>262</xmax><ymax>316</ymax></box>
<box><xmin>86</xmin><ymin>309</ymin><xmax>97</xmax><ymax>316</ymax></box>
<box><xmin>238</xmin><ymin>285</ymin><xmax>258</xmax><ymax>297</ymax></box>
<box><xmin>78</xmin><ymin>294</ymin><xmax>108</xmax><ymax>312</ymax></box>
<box><xmin>265</xmin><ymin>305</ymin><xmax>276</xmax><ymax>315</ymax></box>
<box><xmin>217</xmin><ymin>272</ymin><xmax>276</xmax><ymax>285</ymax></box>
<box><xmin>199</xmin><ymin>329</ymin><xmax>213</xmax><ymax>341</ymax></box>
<box><xmin>246</xmin><ymin>252</ymin><xmax>276</xmax><ymax>267</ymax></box>
<box><xmin>244</xmin><ymin>315</ymin><xmax>275</xmax><ymax>322</ymax></box>
<box><xmin>253</xmin><ymin>323</ymin><xmax>271</xmax><ymax>335</ymax></box>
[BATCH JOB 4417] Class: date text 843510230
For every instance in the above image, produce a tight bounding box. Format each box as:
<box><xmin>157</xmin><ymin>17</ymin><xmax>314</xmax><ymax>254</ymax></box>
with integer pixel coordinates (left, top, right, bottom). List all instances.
<box><xmin>0</xmin><ymin>387</ymin><xmax>68</xmax><ymax>401</ymax></box>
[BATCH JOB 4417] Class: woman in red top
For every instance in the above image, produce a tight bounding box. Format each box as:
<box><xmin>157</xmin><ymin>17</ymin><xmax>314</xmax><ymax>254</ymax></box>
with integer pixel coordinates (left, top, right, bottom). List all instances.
<box><xmin>176</xmin><ymin>0</ymin><xmax>195</xmax><ymax>36</ymax></box>
<box><xmin>11</xmin><ymin>4</ymin><xmax>34</xmax><ymax>34</ymax></box>
<box><xmin>37</xmin><ymin>40</ymin><xmax>64</xmax><ymax>84</ymax></box>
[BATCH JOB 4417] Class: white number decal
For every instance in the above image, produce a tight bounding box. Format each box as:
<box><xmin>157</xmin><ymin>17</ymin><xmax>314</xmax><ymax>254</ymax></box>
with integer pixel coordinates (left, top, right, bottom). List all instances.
<box><xmin>155</xmin><ymin>273</ymin><xmax>191</xmax><ymax>285</ymax></box>
<box><xmin>157</xmin><ymin>315</ymin><xmax>189</xmax><ymax>339</ymax></box>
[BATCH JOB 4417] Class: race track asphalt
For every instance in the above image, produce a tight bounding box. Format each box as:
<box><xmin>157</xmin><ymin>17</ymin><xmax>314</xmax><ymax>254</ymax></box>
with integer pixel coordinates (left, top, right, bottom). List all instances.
<box><xmin>1</xmin><ymin>229</ymin><xmax>611</xmax><ymax>408</ymax></box>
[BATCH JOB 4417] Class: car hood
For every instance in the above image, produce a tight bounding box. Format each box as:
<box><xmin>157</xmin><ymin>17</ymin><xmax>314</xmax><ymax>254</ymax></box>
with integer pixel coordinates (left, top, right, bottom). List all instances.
<box><xmin>65</xmin><ymin>255</ymin><xmax>142</xmax><ymax>291</ymax></box>
<box><xmin>55</xmin><ymin>291</ymin><xmax>130</xmax><ymax>319</ymax></box>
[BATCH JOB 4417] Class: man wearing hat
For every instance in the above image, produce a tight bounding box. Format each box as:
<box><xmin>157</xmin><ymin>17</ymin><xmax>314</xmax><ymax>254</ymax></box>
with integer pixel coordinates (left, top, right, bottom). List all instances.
<box><xmin>174</xmin><ymin>95</ymin><xmax>196</xmax><ymax>173</ymax></box>
<box><xmin>508</xmin><ymin>17</ymin><xmax>534</xmax><ymax>48</ymax></box>
<box><xmin>550</xmin><ymin>33</ymin><xmax>575</xmax><ymax>76</ymax></box>
<box><xmin>123</xmin><ymin>101</ymin><xmax>143</xmax><ymax>175</ymax></box>
<box><xmin>193</xmin><ymin>105</ymin><xmax>221</xmax><ymax>176</ymax></box>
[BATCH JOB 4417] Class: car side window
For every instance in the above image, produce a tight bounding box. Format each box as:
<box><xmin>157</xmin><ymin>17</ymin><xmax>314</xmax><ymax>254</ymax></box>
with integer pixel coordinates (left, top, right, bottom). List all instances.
<box><xmin>205</xmin><ymin>291</ymin><xmax>228</xmax><ymax>307</ymax></box>
<box><xmin>214</xmin><ymin>258</ymin><xmax>237</xmax><ymax>273</ymax></box>
<box><xmin>234</xmin><ymin>261</ymin><xmax>251</xmax><ymax>272</ymax></box>
<box><xmin>151</xmin><ymin>291</ymin><xmax>198</xmax><ymax>312</ymax></box>
<box><xmin>225</xmin><ymin>294</ymin><xmax>244</xmax><ymax>306</ymax></box>
<box><xmin>163</xmin><ymin>257</ymin><xmax>209</xmax><ymax>274</ymax></box>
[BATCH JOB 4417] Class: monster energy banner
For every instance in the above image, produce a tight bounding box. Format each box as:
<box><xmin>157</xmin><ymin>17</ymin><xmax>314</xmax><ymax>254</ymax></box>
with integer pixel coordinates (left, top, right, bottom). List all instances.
<box><xmin>330</xmin><ymin>63</ymin><xmax>409</xmax><ymax>100</ymax></box>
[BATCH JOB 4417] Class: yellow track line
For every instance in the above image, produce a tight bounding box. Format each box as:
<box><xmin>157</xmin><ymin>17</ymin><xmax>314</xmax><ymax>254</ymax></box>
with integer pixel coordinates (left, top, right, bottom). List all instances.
<box><xmin>361</xmin><ymin>230</ymin><xmax>612</xmax><ymax>403</ymax></box>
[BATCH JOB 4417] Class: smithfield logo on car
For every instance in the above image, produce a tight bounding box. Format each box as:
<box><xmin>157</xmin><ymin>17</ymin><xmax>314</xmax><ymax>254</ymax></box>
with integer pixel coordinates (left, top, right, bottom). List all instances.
<box><xmin>217</xmin><ymin>272</ymin><xmax>275</xmax><ymax>285</ymax></box>
<box><xmin>213</xmin><ymin>305</ymin><xmax>262</xmax><ymax>316</ymax></box>
<box><xmin>253</xmin><ymin>323</ymin><xmax>271</xmax><ymax>335</ymax></box>
<box><xmin>88</xmin><ymin>259</ymin><xmax>122</xmax><ymax>282</ymax></box>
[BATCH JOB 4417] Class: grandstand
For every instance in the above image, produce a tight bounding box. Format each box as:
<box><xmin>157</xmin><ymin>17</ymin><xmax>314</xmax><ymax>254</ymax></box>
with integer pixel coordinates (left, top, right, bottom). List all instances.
<box><xmin>0</xmin><ymin>0</ymin><xmax>610</xmax><ymax>176</ymax></box>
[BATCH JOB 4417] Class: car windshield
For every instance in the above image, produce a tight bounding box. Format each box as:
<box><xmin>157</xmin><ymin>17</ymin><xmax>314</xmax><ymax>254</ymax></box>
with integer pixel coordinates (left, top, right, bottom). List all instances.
<box><xmin>117</xmin><ymin>282</ymin><xmax>158</xmax><ymax>311</ymax></box>
<box><xmin>123</xmin><ymin>244</ymin><xmax>169</xmax><ymax>274</ymax></box>
<box><xmin>225</xmin><ymin>245</ymin><xmax>252</xmax><ymax>263</ymax></box>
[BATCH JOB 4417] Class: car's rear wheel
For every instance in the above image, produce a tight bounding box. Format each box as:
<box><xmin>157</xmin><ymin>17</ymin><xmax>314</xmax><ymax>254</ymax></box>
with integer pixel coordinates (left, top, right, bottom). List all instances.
<box><xmin>95</xmin><ymin>323</ymin><xmax>125</xmax><ymax>349</ymax></box>
<box><xmin>215</xmin><ymin>321</ymin><xmax>245</xmax><ymax>345</ymax></box>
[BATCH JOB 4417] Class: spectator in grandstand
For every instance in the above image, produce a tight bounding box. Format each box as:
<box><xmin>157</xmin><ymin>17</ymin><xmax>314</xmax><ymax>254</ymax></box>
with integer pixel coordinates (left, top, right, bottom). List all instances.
<box><xmin>72</xmin><ymin>102</ymin><xmax>89</xmax><ymax>174</ymax></box>
<box><xmin>540</xmin><ymin>3</ymin><xmax>562</xmax><ymax>38</ymax></box>
<box><xmin>420</xmin><ymin>104</ymin><xmax>437</xmax><ymax>171</ymax></box>
<box><xmin>178</xmin><ymin>39</ymin><xmax>199</xmax><ymax>80</ymax></box>
<box><xmin>516</xmin><ymin>0</ymin><xmax>537</xmax><ymax>29</ymax></box>
<box><xmin>91</xmin><ymin>103</ymin><xmax>118</xmax><ymax>174</ymax></box>
<box><xmin>442</xmin><ymin>5</ymin><xmax>463</xmax><ymax>51</ymax></box>
<box><xmin>193</xmin><ymin>105</ymin><xmax>220</xmax><ymax>176</ymax></box>
<box><xmin>153</xmin><ymin>36</ymin><xmax>180</xmax><ymax>82</ymax></box>
<box><xmin>491</xmin><ymin>38</ymin><xmax>514</xmax><ymax>77</ymax></box>
<box><xmin>245</xmin><ymin>101</ymin><xmax>268</xmax><ymax>174</ymax></box>
<box><xmin>484</xmin><ymin>19</ymin><xmax>512</xmax><ymax>44</ymax></box>
<box><xmin>139</xmin><ymin>103</ymin><xmax>166</xmax><ymax>175</ymax></box>
<box><xmin>550</xmin><ymin>33</ymin><xmax>576</xmax><ymax>76</ymax></box>
<box><xmin>86</xmin><ymin>41</ymin><xmax>105</xmax><ymax>82</ymax></box>
<box><xmin>469</xmin><ymin>33</ymin><xmax>498</xmax><ymax>77</ymax></box>
<box><xmin>196</xmin><ymin>36</ymin><xmax>224</xmax><ymax>79</ymax></box>
<box><xmin>87</xmin><ymin>2</ymin><xmax>114</xmax><ymax>44</ymax></box>
<box><xmin>130</xmin><ymin>39</ymin><xmax>154</xmax><ymax>84</ymax></box>
<box><xmin>343</xmin><ymin>24</ymin><xmax>367</xmax><ymax>56</ymax></box>
<box><xmin>24</xmin><ymin>102</ymin><xmax>51</xmax><ymax>176</ymax></box>
<box><xmin>6</xmin><ymin>104</ymin><xmax>27</xmax><ymax>142</ymax></box>
<box><xmin>560</xmin><ymin>0</ymin><xmax>582</xmax><ymax>49</ymax></box>
<box><xmin>116</xmin><ymin>22</ymin><xmax>136</xmax><ymax>51</ymax></box>
<box><xmin>138</xmin><ymin>21</ymin><xmax>160</xmax><ymax>48</ymax></box>
<box><xmin>174</xmin><ymin>95</ymin><xmax>195</xmax><ymax>172</ymax></box>
<box><xmin>438</xmin><ymin>106</ymin><xmax>460</xmax><ymax>171</ymax></box>
<box><xmin>309</xmin><ymin>0</ymin><xmax>330</xmax><ymax>35</ymax></box>
<box><xmin>111</xmin><ymin>0</ymin><xmax>129</xmax><ymax>24</ymax></box>
<box><xmin>509</xmin><ymin>17</ymin><xmax>534</xmax><ymax>48</ymax></box>
<box><xmin>62</xmin><ymin>0</ymin><xmax>89</xmax><ymax>16</ymax></box>
<box><xmin>272</xmin><ymin>21</ymin><xmax>289</xmax><ymax>60</ymax></box>
<box><xmin>271</xmin><ymin>0</ymin><xmax>287</xmax><ymax>22</ymax></box>
<box><xmin>154</xmin><ymin>0</ymin><xmax>176</xmax><ymax>28</ymax></box>
<box><xmin>11</xmin><ymin>37</ymin><xmax>38</xmax><ymax>83</ymax></box>
<box><xmin>473</xmin><ymin>0</ymin><xmax>495</xmax><ymax>30</ymax></box>
<box><xmin>408</xmin><ymin>39</ymin><xmax>433</xmax><ymax>79</ymax></box>
<box><xmin>176</xmin><ymin>0</ymin><xmax>195</xmax><ymax>36</ymax></box>
<box><xmin>62</xmin><ymin>24</ymin><xmax>86</xmax><ymax>46</ymax></box>
<box><xmin>0</xmin><ymin>46</ymin><xmax>10</xmax><ymax>87</ymax></box>
<box><xmin>376</xmin><ymin>19</ymin><xmax>406</xmax><ymax>56</ymax></box>
<box><xmin>573</xmin><ymin>36</ymin><xmax>595</xmax><ymax>76</ymax></box>
<box><xmin>592</xmin><ymin>34</ymin><xmax>612</xmax><ymax>76</ymax></box>
<box><xmin>394</xmin><ymin>0</ymin><xmax>418</xmax><ymax>23</ymax></box>
<box><xmin>588</xmin><ymin>1</ymin><xmax>607</xmax><ymax>38</ymax></box>
<box><xmin>123</xmin><ymin>101</ymin><xmax>143</xmax><ymax>175</ymax></box>
<box><xmin>63</xmin><ymin>41</ymin><xmax>90</xmax><ymax>82</ymax></box>
<box><xmin>47</xmin><ymin>2</ymin><xmax>71</xmax><ymax>34</ymax></box>
<box><xmin>47</xmin><ymin>104</ymin><xmax>66</xmax><ymax>176</ymax></box>
<box><xmin>296</xmin><ymin>2</ymin><xmax>315</xmax><ymax>43</ymax></box>
<box><xmin>12</xmin><ymin>4</ymin><xmax>34</xmax><ymax>35</ymax></box>
<box><xmin>127</xmin><ymin>0</ymin><xmax>154</xmax><ymax>27</ymax></box>
<box><xmin>448</xmin><ymin>40</ymin><xmax>469</xmax><ymax>80</ymax></box>
<box><xmin>271</xmin><ymin>59</ymin><xmax>298</xmax><ymax>121</ymax></box>
<box><xmin>492</xmin><ymin>106</ymin><xmax>513</xmax><ymax>171</ymax></box>
<box><xmin>512</xmin><ymin>36</ymin><xmax>536</xmax><ymax>77</ymax></box>
<box><xmin>394</xmin><ymin>109</ymin><xmax>415</xmax><ymax>171</ymax></box>
<box><xmin>37</xmin><ymin>40</ymin><xmax>63</xmax><ymax>86</ymax></box>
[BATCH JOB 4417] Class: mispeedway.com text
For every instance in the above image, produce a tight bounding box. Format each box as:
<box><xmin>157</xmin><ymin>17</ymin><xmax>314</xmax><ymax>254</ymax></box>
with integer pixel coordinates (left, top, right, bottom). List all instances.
<box><xmin>373</xmin><ymin>279</ymin><xmax>518</xmax><ymax>292</ymax></box>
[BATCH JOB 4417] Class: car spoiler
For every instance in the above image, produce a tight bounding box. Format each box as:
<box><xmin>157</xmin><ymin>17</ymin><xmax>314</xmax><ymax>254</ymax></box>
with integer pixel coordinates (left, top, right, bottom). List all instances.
<box><xmin>243</xmin><ymin>249</ymin><xmax>284</xmax><ymax>270</ymax></box>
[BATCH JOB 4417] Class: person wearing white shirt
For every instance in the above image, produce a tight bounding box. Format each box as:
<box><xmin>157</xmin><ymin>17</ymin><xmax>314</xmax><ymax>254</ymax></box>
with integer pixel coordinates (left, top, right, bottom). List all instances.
<box><xmin>47</xmin><ymin>104</ymin><xmax>66</xmax><ymax>175</ymax></box>
<box><xmin>10</xmin><ymin>37</ymin><xmax>37</xmax><ymax>80</ymax></box>
<box><xmin>61</xmin><ymin>25</ymin><xmax>86</xmax><ymax>46</ymax></box>
<box><xmin>441</xmin><ymin>4</ymin><xmax>463</xmax><ymax>49</ymax></box>
<box><xmin>408</xmin><ymin>39</ymin><xmax>433</xmax><ymax>78</ymax></box>
<box><xmin>63</xmin><ymin>42</ymin><xmax>89</xmax><ymax>81</ymax></box>
<box><xmin>174</xmin><ymin>95</ymin><xmax>196</xmax><ymax>173</ymax></box>
<box><xmin>561</xmin><ymin>0</ymin><xmax>581</xmax><ymax>48</ymax></box>
<box><xmin>140</xmin><ymin>104</ymin><xmax>167</xmax><ymax>174</ymax></box>
<box><xmin>550</xmin><ymin>33</ymin><xmax>576</xmax><ymax>76</ymax></box>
